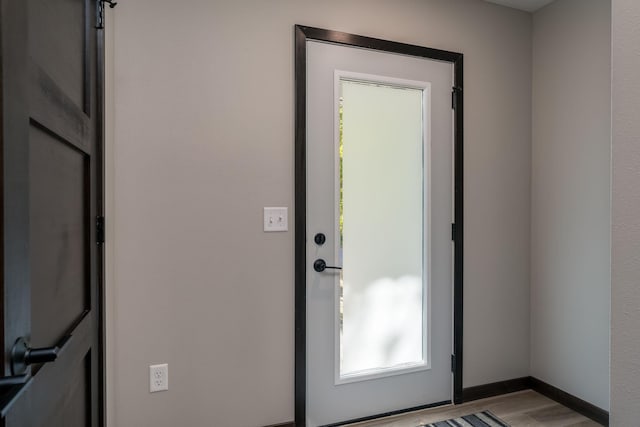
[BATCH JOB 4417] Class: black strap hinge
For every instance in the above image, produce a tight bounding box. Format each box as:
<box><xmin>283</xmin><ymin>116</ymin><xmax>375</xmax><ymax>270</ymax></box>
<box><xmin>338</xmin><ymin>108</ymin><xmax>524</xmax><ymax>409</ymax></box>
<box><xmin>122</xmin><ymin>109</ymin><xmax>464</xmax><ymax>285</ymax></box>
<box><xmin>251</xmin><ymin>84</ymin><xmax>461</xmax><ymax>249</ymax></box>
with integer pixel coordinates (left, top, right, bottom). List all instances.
<box><xmin>96</xmin><ymin>0</ymin><xmax>117</xmax><ymax>29</ymax></box>
<box><xmin>96</xmin><ymin>216</ymin><xmax>105</xmax><ymax>245</ymax></box>
<box><xmin>452</xmin><ymin>86</ymin><xmax>462</xmax><ymax>110</ymax></box>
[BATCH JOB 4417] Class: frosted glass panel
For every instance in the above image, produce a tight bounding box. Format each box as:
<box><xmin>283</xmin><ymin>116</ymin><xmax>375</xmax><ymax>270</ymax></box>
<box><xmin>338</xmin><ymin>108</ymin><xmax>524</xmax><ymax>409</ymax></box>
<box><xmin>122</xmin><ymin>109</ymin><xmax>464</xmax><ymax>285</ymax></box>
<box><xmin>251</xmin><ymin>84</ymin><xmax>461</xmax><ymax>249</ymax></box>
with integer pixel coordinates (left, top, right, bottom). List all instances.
<box><xmin>339</xmin><ymin>78</ymin><xmax>427</xmax><ymax>379</ymax></box>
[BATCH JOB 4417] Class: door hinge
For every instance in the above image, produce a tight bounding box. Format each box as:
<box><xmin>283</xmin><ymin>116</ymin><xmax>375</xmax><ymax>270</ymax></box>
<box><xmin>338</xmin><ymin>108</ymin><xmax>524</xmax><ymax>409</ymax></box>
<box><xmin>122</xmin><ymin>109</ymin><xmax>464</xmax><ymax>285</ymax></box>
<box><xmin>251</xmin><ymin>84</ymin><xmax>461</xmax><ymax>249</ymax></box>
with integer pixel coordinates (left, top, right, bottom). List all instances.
<box><xmin>451</xmin><ymin>223</ymin><xmax>456</xmax><ymax>241</ymax></box>
<box><xmin>451</xmin><ymin>354</ymin><xmax>456</xmax><ymax>372</ymax></box>
<box><xmin>452</xmin><ymin>86</ymin><xmax>462</xmax><ymax>110</ymax></box>
<box><xmin>96</xmin><ymin>0</ymin><xmax>117</xmax><ymax>29</ymax></box>
<box><xmin>96</xmin><ymin>216</ymin><xmax>105</xmax><ymax>245</ymax></box>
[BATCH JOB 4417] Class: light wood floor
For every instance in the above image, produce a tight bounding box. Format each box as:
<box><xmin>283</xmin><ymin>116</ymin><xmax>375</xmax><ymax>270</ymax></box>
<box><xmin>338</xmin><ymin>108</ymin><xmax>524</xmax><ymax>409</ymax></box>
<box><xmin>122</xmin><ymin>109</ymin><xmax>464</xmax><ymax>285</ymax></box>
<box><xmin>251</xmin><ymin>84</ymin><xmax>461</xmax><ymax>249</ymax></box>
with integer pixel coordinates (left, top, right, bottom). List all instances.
<box><xmin>345</xmin><ymin>390</ymin><xmax>602</xmax><ymax>427</ymax></box>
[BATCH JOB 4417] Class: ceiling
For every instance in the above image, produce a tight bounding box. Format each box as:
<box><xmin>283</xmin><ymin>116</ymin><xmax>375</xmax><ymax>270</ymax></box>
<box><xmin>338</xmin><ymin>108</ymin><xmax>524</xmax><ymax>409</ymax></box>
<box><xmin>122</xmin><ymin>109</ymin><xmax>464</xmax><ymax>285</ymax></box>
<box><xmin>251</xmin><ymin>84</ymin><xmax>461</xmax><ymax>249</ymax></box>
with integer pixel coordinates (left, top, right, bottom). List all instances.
<box><xmin>484</xmin><ymin>0</ymin><xmax>555</xmax><ymax>12</ymax></box>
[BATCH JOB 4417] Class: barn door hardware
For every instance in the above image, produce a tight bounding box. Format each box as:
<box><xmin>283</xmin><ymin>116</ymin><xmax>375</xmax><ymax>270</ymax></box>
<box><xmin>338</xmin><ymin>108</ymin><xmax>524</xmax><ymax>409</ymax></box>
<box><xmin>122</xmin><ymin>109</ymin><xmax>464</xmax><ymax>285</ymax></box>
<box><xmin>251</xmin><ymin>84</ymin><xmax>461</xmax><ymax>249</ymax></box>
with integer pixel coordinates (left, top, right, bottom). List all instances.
<box><xmin>96</xmin><ymin>216</ymin><xmax>105</xmax><ymax>244</ymax></box>
<box><xmin>96</xmin><ymin>0</ymin><xmax>118</xmax><ymax>29</ymax></box>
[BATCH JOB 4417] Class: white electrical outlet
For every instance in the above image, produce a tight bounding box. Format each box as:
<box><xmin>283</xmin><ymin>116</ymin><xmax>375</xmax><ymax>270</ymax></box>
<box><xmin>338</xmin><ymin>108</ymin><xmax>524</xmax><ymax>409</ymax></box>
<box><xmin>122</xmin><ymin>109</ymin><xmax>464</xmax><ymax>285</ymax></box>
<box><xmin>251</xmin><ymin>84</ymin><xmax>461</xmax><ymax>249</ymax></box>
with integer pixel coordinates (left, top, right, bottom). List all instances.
<box><xmin>149</xmin><ymin>364</ymin><xmax>168</xmax><ymax>393</ymax></box>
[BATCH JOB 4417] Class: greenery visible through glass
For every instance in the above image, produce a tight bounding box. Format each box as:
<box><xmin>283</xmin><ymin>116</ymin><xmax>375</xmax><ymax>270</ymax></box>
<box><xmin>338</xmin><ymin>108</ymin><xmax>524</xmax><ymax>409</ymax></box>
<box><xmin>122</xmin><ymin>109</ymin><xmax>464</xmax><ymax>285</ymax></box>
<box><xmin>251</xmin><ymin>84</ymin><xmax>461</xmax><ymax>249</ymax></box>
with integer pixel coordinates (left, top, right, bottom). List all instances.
<box><xmin>339</xmin><ymin>98</ymin><xmax>344</xmax><ymax>245</ymax></box>
<box><xmin>339</xmin><ymin>96</ymin><xmax>344</xmax><ymax>341</ymax></box>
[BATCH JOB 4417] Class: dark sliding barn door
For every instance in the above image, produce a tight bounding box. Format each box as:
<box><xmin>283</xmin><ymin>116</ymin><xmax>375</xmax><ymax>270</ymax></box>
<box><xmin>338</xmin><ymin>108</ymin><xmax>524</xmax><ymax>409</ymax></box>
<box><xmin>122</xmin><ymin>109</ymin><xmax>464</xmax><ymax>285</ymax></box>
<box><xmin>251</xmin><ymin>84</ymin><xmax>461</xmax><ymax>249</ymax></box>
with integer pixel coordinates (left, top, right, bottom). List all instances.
<box><xmin>0</xmin><ymin>0</ymin><xmax>105</xmax><ymax>426</ymax></box>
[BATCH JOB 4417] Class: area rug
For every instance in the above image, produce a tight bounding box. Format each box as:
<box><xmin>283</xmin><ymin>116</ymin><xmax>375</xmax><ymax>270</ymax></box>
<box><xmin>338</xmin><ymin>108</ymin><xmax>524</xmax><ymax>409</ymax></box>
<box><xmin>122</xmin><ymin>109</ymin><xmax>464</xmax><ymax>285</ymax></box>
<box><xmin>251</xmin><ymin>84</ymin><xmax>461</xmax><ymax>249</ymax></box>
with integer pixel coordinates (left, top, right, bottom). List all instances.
<box><xmin>419</xmin><ymin>410</ymin><xmax>509</xmax><ymax>427</ymax></box>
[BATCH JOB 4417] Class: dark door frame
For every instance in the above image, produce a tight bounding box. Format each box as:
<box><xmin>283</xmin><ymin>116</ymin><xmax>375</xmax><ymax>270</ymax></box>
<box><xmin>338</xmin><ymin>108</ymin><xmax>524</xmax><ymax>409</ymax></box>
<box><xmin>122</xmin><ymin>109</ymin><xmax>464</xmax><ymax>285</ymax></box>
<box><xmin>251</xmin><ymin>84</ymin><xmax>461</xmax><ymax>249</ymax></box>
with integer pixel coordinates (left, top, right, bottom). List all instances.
<box><xmin>294</xmin><ymin>25</ymin><xmax>464</xmax><ymax>427</ymax></box>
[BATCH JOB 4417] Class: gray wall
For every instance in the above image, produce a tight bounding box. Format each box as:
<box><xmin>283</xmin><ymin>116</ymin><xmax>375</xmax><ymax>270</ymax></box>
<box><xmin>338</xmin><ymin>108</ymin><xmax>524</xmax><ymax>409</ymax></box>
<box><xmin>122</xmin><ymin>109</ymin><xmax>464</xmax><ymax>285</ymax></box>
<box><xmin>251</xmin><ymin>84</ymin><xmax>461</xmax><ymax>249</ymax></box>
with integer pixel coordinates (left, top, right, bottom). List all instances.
<box><xmin>107</xmin><ymin>1</ymin><xmax>532</xmax><ymax>426</ymax></box>
<box><xmin>611</xmin><ymin>0</ymin><xmax>640</xmax><ymax>424</ymax></box>
<box><xmin>530</xmin><ymin>0</ymin><xmax>611</xmax><ymax>410</ymax></box>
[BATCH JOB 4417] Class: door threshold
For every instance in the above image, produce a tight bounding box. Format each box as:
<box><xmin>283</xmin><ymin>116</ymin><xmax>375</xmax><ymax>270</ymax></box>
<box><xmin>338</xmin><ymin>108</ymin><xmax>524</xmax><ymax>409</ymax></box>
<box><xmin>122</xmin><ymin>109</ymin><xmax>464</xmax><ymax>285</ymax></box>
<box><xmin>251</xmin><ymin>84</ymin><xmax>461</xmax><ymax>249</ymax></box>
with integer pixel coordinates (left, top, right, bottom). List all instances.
<box><xmin>321</xmin><ymin>400</ymin><xmax>452</xmax><ymax>427</ymax></box>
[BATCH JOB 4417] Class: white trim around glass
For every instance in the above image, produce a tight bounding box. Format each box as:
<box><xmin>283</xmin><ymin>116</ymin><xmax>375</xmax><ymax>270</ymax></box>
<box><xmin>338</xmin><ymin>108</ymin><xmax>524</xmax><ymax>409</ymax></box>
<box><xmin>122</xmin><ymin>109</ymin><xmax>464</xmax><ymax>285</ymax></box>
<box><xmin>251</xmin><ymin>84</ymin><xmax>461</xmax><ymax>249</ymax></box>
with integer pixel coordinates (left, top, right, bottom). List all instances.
<box><xmin>332</xmin><ymin>70</ymin><xmax>433</xmax><ymax>386</ymax></box>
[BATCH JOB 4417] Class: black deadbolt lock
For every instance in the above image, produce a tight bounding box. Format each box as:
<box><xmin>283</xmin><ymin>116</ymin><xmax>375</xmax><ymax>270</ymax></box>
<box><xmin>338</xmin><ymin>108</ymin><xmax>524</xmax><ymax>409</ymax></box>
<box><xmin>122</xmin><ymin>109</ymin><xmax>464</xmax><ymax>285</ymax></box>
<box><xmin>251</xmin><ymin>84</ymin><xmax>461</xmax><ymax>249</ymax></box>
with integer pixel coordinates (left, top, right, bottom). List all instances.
<box><xmin>314</xmin><ymin>233</ymin><xmax>326</xmax><ymax>245</ymax></box>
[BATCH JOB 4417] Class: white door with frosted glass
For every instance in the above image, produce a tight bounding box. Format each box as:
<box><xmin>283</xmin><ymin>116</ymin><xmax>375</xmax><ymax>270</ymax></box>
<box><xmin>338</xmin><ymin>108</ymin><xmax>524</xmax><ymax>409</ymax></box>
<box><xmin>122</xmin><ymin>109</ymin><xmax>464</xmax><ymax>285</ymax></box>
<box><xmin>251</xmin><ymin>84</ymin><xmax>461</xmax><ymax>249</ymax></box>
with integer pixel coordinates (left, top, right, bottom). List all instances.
<box><xmin>306</xmin><ymin>41</ymin><xmax>454</xmax><ymax>426</ymax></box>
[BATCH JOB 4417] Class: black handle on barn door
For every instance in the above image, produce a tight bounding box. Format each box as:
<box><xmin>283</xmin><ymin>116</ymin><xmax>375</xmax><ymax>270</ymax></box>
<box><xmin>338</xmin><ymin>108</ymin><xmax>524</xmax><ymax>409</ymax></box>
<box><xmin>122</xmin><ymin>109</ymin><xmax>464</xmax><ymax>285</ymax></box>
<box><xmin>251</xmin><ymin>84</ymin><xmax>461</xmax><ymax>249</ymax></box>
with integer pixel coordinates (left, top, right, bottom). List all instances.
<box><xmin>10</xmin><ymin>335</ymin><xmax>72</xmax><ymax>376</ymax></box>
<box><xmin>0</xmin><ymin>371</ymin><xmax>31</xmax><ymax>418</ymax></box>
<box><xmin>0</xmin><ymin>336</ymin><xmax>70</xmax><ymax>415</ymax></box>
<box><xmin>0</xmin><ymin>374</ymin><xmax>28</xmax><ymax>388</ymax></box>
<box><xmin>313</xmin><ymin>259</ymin><xmax>342</xmax><ymax>272</ymax></box>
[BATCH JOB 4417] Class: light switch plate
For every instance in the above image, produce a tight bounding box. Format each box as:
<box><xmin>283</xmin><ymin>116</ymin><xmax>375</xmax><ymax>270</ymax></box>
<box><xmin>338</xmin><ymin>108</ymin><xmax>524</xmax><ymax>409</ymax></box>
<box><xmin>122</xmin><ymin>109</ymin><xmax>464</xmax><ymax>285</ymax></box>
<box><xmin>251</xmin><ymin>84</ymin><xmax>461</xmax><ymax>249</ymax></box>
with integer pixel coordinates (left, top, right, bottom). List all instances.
<box><xmin>264</xmin><ymin>207</ymin><xmax>288</xmax><ymax>232</ymax></box>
